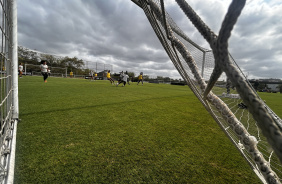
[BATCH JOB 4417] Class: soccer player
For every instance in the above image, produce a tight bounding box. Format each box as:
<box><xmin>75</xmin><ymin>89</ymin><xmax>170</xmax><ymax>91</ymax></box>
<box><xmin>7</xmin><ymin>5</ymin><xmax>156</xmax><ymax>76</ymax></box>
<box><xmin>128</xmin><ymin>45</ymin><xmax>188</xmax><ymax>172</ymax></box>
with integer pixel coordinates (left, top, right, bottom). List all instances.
<box><xmin>70</xmin><ymin>71</ymin><xmax>73</xmax><ymax>78</ymax></box>
<box><xmin>18</xmin><ymin>63</ymin><xmax>24</xmax><ymax>78</ymax></box>
<box><xmin>94</xmin><ymin>72</ymin><xmax>98</xmax><ymax>81</ymax></box>
<box><xmin>137</xmin><ymin>72</ymin><xmax>143</xmax><ymax>85</ymax></box>
<box><xmin>89</xmin><ymin>70</ymin><xmax>94</xmax><ymax>81</ymax></box>
<box><xmin>116</xmin><ymin>71</ymin><xmax>124</xmax><ymax>85</ymax></box>
<box><xmin>125</xmin><ymin>71</ymin><xmax>130</xmax><ymax>85</ymax></box>
<box><xmin>48</xmin><ymin>69</ymin><xmax>51</xmax><ymax>76</ymax></box>
<box><xmin>116</xmin><ymin>71</ymin><xmax>129</xmax><ymax>87</ymax></box>
<box><xmin>40</xmin><ymin>60</ymin><xmax>49</xmax><ymax>83</ymax></box>
<box><xmin>107</xmin><ymin>70</ymin><xmax>115</xmax><ymax>85</ymax></box>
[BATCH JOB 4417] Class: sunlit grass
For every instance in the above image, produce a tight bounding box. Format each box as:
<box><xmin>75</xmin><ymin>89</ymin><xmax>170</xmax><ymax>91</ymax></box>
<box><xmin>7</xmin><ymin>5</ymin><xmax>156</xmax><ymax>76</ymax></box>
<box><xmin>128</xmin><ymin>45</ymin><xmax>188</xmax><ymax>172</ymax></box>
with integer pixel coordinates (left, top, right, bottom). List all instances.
<box><xmin>14</xmin><ymin>76</ymin><xmax>268</xmax><ymax>183</ymax></box>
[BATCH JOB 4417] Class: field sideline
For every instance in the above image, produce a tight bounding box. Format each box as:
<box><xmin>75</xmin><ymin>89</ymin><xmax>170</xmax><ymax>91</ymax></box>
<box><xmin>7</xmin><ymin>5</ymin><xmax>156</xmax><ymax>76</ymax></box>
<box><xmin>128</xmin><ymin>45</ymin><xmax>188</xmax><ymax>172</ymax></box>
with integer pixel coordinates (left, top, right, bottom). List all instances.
<box><xmin>14</xmin><ymin>76</ymin><xmax>281</xmax><ymax>183</ymax></box>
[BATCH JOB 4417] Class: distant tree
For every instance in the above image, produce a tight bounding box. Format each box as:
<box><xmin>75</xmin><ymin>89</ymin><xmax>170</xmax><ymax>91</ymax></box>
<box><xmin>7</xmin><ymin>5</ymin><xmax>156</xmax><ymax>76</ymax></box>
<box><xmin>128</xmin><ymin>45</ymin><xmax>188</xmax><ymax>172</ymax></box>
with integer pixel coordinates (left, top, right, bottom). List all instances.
<box><xmin>126</xmin><ymin>71</ymin><xmax>135</xmax><ymax>77</ymax></box>
<box><xmin>84</xmin><ymin>68</ymin><xmax>91</xmax><ymax>76</ymax></box>
<box><xmin>18</xmin><ymin>46</ymin><xmax>39</xmax><ymax>65</ymax></box>
<box><xmin>143</xmin><ymin>75</ymin><xmax>149</xmax><ymax>81</ymax></box>
<box><xmin>59</xmin><ymin>56</ymin><xmax>85</xmax><ymax>74</ymax></box>
<box><xmin>17</xmin><ymin>46</ymin><xmax>89</xmax><ymax>75</ymax></box>
<box><xmin>41</xmin><ymin>54</ymin><xmax>60</xmax><ymax>67</ymax></box>
<box><xmin>157</xmin><ymin>76</ymin><xmax>163</xmax><ymax>80</ymax></box>
<box><xmin>258</xmin><ymin>83</ymin><xmax>267</xmax><ymax>91</ymax></box>
<box><xmin>164</xmin><ymin>77</ymin><xmax>171</xmax><ymax>82</ymax></box>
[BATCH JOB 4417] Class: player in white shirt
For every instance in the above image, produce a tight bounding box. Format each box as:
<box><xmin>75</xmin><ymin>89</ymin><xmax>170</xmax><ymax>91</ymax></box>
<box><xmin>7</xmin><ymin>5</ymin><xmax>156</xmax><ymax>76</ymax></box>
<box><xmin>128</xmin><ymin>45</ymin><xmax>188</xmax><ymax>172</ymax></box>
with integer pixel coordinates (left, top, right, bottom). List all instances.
<box><xmin>18</xmin><ymin>63</ymin><xmax>24</xmax><ymax>78</ymax></box>
<box><xmin>40</xmin><ymin>60</ymin><xmax>49</xmax><ymax>83</ymax></box>
<box><xmin>89</xmin><ymin>70</ymin><xmax>94</xmax><ymax>81</ymax></box>
<box><xmin>116</xmin><ymin>71</ymin><xmax>129</xmax><ymax>87</ymax></box>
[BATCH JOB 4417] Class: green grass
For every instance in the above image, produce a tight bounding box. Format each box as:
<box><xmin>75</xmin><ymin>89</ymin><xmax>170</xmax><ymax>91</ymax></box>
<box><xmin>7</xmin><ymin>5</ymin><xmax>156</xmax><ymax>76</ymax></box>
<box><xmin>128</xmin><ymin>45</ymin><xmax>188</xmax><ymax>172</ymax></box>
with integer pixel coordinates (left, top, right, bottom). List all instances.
<box><xmin>14</xmin><ymin>76</ymin><xmax>273</xmax><ymax>183</ymax></box>
<box><xmin>257</xmin><ymin>92</ymin><xmax>282</xmax><ymax>117</ymax></box>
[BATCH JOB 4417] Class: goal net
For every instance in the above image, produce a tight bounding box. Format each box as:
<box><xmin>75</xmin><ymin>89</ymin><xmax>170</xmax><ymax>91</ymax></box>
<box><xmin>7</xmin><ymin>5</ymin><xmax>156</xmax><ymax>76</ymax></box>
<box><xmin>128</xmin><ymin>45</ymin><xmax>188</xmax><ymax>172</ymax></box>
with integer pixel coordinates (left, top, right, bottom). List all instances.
<box><xmin>133</xmin><ymin>0</ymin><xmax>282</xmax><ymax>183</ymax></box>
<box><xmin>86</xmin><ymin>62</ymin><xmax>113</xmax><ymax>73</ymax></box>
<box><xmin>25</xmin><ymin>64</ymin><xmax>67</xmax><ymax>78</ymax></box>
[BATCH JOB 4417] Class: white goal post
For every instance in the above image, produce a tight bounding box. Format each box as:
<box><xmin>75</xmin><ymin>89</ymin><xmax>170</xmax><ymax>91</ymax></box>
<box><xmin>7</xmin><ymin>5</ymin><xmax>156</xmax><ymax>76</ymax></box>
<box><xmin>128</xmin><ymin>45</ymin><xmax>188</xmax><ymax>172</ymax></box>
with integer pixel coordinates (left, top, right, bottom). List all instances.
<box><xmin>0</xmin><ymin>0</ymin><xmax>18</xmax><ymax>183</ymax></box>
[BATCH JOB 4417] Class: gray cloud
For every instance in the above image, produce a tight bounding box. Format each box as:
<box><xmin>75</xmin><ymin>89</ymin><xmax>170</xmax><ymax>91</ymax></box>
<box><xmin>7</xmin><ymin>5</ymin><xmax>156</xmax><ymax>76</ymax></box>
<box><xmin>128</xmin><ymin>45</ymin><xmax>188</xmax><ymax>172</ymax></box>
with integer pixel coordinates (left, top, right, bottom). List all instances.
<box><xmin>18</xmin><ymin>0</ymin><xmax>282</xmax><ymax>79</ymax></box>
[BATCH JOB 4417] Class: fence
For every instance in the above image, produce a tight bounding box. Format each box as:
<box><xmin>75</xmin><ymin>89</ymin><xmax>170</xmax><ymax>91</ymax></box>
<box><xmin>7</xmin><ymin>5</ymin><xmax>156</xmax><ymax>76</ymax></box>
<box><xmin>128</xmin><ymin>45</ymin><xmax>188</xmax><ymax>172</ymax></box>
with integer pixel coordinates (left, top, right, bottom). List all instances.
<box><xmin>86</xmin><ymin>62</ymin><xmax>113</xmax><ymax>74</ymax></box>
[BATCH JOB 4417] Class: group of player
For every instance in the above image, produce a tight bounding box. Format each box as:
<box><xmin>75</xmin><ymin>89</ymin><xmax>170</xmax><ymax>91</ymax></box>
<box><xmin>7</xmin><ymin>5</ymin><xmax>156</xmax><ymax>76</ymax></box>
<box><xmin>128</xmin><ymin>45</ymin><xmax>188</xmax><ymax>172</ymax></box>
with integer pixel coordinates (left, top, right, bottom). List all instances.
<box><xmin>88</xmin><ymin>70</ymin><xmax>98</xmax><ymax>81</ymax></box>
<box><xmin>107</xmin><ymin>70</ymin><xmax>143</xmax><ymax>87</ymax></box>
<box><xmin>19</xmin><ymin>61</ymin><xmax>143</xmax><ymax>86</ymax></box>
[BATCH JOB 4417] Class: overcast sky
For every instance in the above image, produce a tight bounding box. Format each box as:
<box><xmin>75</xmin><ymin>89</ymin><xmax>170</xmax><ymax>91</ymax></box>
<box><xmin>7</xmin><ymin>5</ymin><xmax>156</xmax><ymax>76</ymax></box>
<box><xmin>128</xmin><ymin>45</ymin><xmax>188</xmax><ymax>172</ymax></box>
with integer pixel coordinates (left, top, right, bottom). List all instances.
<box><xmin>18</xmin><ymin>0</ymin><xmax>282</xmax><ymax>79</ymax></box>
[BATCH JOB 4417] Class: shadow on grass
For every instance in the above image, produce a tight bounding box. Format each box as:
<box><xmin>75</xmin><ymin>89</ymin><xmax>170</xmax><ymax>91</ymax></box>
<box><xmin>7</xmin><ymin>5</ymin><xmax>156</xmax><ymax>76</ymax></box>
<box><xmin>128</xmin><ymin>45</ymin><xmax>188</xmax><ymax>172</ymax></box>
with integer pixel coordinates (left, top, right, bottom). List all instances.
<box><xmin>20</xmin><ymin>94</ymin><xmax>190</xmax><ymax>116</ymax></box>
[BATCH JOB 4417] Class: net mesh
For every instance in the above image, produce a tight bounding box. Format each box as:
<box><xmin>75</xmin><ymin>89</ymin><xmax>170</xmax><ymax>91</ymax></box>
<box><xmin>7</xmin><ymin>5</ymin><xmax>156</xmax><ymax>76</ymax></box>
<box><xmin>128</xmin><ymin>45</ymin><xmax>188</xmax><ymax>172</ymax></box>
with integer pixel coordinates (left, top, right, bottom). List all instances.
<box><xmin>0</xmin><ymin>0</ymin><xmax>17</xmax><ymax>183</ymax></box>
<box><xmin>134</xmin><ymin>0</ymin><xmax>282</xmax><ymax>183</ymax></box>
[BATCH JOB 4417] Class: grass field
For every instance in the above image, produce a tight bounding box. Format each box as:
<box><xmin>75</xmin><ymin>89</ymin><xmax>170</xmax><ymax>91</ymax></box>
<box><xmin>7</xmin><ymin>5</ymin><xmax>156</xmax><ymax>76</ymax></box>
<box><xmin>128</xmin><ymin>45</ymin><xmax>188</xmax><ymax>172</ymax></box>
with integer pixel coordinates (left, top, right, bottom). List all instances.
<box><xmin>14</xmin><ymin>76</ymin><xmax>281</xmax><ymax>183</ymax></box>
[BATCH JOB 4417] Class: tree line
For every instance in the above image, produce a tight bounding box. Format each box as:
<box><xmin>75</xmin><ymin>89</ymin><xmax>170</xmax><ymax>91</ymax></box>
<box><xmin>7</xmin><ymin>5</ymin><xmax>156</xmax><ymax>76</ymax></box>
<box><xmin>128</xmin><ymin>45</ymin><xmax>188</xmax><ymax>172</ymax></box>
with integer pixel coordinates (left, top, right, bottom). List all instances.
<box><xmin>18</xmin><ymin>46</ymin><xmax>85</xmax><ymax>75</ymax></box>
<box><xmin>18</xmin><ymin>46</ymin><xmax>179</xmax><ymax>82</ymax></box>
